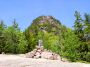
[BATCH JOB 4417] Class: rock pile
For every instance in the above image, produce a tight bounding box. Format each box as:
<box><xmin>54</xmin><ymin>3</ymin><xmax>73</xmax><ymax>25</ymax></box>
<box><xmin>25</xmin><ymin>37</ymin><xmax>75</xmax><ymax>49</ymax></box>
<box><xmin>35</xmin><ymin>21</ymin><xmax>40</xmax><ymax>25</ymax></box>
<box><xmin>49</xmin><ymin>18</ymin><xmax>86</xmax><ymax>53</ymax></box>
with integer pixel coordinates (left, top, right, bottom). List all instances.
<box><xmin>26</xmin><ymin>46</ymin><xmax>61</xmax><ymax>60</ymax></box>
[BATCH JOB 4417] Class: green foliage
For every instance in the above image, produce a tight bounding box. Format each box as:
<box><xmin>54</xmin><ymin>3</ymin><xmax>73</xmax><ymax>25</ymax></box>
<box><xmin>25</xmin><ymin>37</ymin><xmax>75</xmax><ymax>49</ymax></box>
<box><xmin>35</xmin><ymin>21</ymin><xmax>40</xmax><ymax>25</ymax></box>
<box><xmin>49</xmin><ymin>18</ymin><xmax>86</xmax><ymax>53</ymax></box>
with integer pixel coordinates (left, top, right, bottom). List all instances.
<box><xmin>25</xmin><ymin>15</ymin><xmax>90</xmax><ymax>62</ymax></box>
<box><xmin>73</xmin><ymin>11</ymin><xmax>90</xmax><ymax>62</ymax></box>
<box><xmin>24</xmin><ymin>16</ymin><xmax>61</xmax><ymax>52</ymax></box>
<box><xmin>0</xmin><ymin>14</ymin><xmax>90</xmax><ymax>63</ymax></box>
<box><xmin>17</xmin><ymin>32</ymin><xmax>28</xmax><ymax>53</ymax></box>
<box><xmin>86</xmin><ymin>52</ymin><xmax>90</xmax><ymax>62</ymax></box>
<box><xmin>0</xmin><ymin>20</ymin><xmax>28</xmax><ymax>54</ymax></box>
<box><xmin>83</xmin><ymin>13</ymin><xmax>90</xmax><ymax>42</ymax></box>
<box><xmin>4</xmin><ymin>26</ymin><xmax>18</xmax><ymax>53</ymax></box>
<box><xmin>0</xmin><ymin>21</ymin><xmax>6</xmax><ymax>53</ymax></box>
<box><xmin>24</xmin><ymin>28</ymin><xmax>37</xmax><ymax>51</ymax></box>
<box><xmin>74</xmin><ymin>11</ymin><xmax>84</xmax><ymax>40</ymax></box>
<box><xmin>43</xmin><ymin>33</ymin><xmax>60</xmax><ymax>53</ymax></box>
<box><xmin>61</xmin><ymin>28</ymin><xmax>81</xmax><ymax>61</ymax></box>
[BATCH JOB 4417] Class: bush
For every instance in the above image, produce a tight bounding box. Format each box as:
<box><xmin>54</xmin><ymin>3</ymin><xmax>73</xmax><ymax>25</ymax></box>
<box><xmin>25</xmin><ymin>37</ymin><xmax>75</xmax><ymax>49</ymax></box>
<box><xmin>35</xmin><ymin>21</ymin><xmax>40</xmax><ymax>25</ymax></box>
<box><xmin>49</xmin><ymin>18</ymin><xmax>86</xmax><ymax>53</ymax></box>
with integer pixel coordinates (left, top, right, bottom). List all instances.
<box><xmin>86</xmin><ymin>52</ymin><xmax>90</xmax><ymax>62</ymax></box>
<box><xmin>61</xmin><ymin>28</ymin><xmax>81</xmax><ymax>61</ymax></box>
<box><xmin>43</xmin><ymin>33</ymin><xmax>60</xmax><ymax>53</ymax></box>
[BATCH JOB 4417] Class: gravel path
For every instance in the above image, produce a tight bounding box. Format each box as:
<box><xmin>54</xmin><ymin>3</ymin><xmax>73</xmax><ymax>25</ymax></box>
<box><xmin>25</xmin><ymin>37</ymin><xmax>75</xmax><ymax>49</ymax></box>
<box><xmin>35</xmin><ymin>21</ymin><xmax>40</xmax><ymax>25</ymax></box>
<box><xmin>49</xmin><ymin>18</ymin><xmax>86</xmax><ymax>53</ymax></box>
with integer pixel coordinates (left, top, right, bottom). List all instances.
<box><xmin>0</xmin><ymin>54</ymin><xmax>89</xmax><ymax>67</ymax></box>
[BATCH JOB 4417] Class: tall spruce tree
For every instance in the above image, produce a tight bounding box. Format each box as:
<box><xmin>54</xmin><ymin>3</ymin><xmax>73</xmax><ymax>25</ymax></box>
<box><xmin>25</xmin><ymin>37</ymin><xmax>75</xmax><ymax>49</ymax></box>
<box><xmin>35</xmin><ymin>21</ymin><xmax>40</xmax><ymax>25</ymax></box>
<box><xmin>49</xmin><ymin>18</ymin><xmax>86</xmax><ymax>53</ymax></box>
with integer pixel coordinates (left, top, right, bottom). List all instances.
<box><xmin>74</xmin><ymin>11</ymin><xmax>84</xmax><ymax>40</ymax></box>
<box><xmin>84</xmin><ymin>13</ymin><xmax>90</xmax><ymax>41</ymax></box>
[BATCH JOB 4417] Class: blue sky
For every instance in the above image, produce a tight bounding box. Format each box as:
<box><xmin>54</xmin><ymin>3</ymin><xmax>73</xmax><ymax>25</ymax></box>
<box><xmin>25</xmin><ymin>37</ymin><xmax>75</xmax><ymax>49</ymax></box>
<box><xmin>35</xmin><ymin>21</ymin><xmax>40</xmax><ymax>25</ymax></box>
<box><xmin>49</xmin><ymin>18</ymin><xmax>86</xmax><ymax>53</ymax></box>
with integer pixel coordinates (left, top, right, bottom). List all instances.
<box><xmin>0</xmin><ymin>0</ymin><xmax>90</xmax><ymax>31</ymax></box>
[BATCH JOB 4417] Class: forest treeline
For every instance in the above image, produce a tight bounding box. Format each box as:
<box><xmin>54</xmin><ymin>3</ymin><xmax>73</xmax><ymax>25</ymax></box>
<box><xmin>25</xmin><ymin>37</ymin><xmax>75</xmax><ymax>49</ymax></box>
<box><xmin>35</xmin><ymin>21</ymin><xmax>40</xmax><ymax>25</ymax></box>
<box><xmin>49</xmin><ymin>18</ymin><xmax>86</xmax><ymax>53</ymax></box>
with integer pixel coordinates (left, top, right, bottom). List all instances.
<box><xmin>0</xmin><ymin>11</ymin><xmax>90</xmax><ymax>62</ymax></box>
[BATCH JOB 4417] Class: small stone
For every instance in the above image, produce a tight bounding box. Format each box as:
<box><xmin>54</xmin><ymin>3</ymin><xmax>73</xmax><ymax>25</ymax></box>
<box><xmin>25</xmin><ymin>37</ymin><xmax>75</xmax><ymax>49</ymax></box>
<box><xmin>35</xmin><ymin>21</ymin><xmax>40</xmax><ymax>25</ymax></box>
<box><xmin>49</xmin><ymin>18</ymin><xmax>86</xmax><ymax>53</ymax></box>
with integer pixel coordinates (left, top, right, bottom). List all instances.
<box><xmin>34</xmin><ymin>52</ymin><xmax>41</xmax><ymax>59</ymax></box>
<box><xmin>26</xmin><ymin>53</ymin><xmax>34</xmax><ymax>58</ymax></box>
<box><xmin>49</xmin><ymin>55</ymin><xmax>54</xmax><ymax>60</ymax></box>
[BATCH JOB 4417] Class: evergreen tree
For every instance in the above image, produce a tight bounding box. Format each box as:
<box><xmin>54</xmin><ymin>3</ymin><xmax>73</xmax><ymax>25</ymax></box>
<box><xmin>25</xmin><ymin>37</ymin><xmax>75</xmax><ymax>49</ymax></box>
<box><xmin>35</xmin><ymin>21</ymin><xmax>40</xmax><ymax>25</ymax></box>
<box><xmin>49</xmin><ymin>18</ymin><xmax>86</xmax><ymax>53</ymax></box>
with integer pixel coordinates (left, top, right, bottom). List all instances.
<box><xmin>0</xmin><ymin>21</ymin><xmax>6</xmax><ymax>53</ymax></box>
<box><xmin>4</xmin><ymin>20</ymin><xmax>28</xmax><ymax>54</ymax></box>
<box><xmin>84</xmin><ymin>13</ymin><xmax>90</xmax><ymax>41</ymax></box>
<box><xmin>74</xmin><ymin>11</ymin><xmax>84</xmax><ymax>40</ymax></box>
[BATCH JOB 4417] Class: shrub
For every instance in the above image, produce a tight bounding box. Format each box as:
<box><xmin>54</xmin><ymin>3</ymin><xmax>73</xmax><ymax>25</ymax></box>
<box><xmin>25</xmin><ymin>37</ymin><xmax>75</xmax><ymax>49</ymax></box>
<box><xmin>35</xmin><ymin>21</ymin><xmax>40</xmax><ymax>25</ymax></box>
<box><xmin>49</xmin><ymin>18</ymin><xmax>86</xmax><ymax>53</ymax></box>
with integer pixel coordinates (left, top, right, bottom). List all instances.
<box><xmin>86</xmin><ymin>52</ymin><xmax>90</xmax><ymax>62</ymax></box>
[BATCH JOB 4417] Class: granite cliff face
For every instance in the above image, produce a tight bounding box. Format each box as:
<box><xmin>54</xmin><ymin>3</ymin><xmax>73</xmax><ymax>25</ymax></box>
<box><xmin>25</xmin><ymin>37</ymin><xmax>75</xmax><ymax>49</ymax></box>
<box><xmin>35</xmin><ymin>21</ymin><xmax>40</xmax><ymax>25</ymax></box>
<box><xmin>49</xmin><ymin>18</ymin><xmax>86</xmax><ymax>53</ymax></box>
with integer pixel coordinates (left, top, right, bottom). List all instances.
<box><xmin>30</xmin><ymin>16</ymin><xmax>61</xmax><ymax>34</ymax></box>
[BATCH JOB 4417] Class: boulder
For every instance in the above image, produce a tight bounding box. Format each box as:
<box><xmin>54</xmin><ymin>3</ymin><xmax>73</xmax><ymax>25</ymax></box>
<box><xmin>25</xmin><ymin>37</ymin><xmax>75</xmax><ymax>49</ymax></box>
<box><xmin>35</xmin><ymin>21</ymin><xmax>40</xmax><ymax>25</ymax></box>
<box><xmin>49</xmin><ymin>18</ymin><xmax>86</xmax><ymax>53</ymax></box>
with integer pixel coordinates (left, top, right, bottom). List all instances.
<box><xmin>41</xmin><ymin>51</ymin><xmax>53</xmax><ymax>59</ymax></box>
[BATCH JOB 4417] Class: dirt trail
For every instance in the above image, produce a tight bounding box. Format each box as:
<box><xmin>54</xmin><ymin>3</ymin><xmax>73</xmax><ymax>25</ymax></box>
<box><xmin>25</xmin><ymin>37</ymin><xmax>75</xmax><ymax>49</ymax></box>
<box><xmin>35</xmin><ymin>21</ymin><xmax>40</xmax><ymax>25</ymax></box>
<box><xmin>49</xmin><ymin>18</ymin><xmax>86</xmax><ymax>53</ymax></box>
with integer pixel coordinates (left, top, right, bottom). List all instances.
<box><xmin>0</xmin><ymin>54</ymin><xmax>89</xmax><ymax>67</ymax></box>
